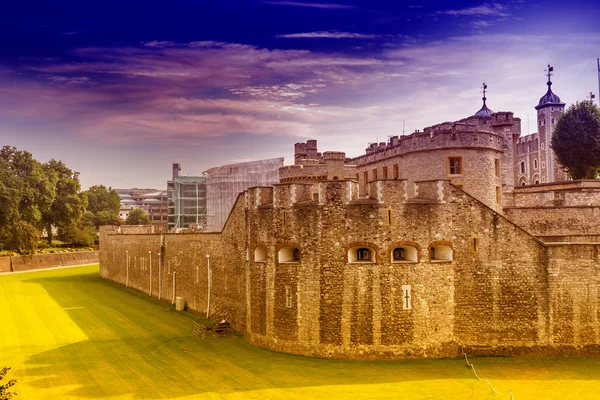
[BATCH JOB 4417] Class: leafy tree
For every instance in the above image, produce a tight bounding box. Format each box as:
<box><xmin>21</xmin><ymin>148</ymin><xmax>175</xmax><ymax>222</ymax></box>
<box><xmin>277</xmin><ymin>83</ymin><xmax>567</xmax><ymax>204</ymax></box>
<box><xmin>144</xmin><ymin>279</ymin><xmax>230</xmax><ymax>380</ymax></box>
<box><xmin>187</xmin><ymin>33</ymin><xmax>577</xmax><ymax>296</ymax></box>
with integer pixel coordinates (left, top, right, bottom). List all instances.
<box><xmin>551</xmin><ymin>100</ymin><xmax>600</xmax><ymax>179</ymax></box>
<box><xmin>125</xmin><ymin>208</ymin><xmax>150</xmax><ymax>225</ymax></box>
<box><xmin>7</xmin><ymin>221</ymin><xmax>38</xmax><ymax>255</ymax></box>
<box><xmin>84</xmin><ymin>185</ymin><xmax>121</xmax><ymax>228</ymax></box>
<box><xmin>0</xmin><ymin>367</ymin><xmax>17</xmax><ymax>399</ymax></box>
<box><xmin>41</xmin><ymin>160</ymin><xmax>87</xmax><ymax>243</ymax></box>
<box><xmin>60</xmin><ymin>223</ymin><xmax>96</xmax><ymax>247</ymax></box>
<box><xmin>0</xmin><ymin>146</ymin><xmax>55</xmax><ymax>229</ymax></box>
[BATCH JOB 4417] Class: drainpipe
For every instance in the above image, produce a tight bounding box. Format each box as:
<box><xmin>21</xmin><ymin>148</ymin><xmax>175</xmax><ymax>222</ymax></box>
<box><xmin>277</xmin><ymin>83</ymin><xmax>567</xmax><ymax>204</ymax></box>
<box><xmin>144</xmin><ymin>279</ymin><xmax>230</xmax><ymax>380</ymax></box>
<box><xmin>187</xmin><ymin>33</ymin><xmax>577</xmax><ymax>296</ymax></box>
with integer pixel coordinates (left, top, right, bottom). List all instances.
<box><xmin>206</xmin><ymin>254</ymin><xmax>211</xmax><ymax>318</ymax></box>
<box><xmin>172</xmin><ymin>271</ymin><xmax>176</xmax><ymax>305</ymax></box>
<box><xmin>149</xmin><ymin>251</ymin><xmax>152</xmax><ymax>296</ymax></box>
<box><xmin>158</xmin><ymin>252</ymin><xmax>162</xmax><ymax>300</ymax></box>
<box><xmin>126</xmin><ymin>250</ymin><xmax>129</xmax><ymax>288</ymax></box>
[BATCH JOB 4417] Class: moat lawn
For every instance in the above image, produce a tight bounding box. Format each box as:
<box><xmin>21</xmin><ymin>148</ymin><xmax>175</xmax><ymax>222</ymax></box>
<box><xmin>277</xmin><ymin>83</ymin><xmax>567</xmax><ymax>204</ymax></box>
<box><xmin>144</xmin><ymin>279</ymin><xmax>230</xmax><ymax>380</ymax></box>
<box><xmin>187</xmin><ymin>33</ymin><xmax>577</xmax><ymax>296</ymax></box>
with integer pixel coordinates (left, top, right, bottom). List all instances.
<box><xmin>1</xmin><ymin>265</ymin><xmax>599</xmax><ymax>399</ymax></box>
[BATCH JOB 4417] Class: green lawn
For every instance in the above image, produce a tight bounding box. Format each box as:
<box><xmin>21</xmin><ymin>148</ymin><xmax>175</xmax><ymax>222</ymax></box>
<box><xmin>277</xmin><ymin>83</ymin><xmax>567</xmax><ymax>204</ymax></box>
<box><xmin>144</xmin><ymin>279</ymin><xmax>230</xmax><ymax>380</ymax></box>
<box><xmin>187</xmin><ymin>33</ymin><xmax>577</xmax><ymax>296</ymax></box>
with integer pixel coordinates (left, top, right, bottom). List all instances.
<box><xmin>1</xmin><ymin>265</ymin><xmax>599</xmax><ymax>399</ymax></box>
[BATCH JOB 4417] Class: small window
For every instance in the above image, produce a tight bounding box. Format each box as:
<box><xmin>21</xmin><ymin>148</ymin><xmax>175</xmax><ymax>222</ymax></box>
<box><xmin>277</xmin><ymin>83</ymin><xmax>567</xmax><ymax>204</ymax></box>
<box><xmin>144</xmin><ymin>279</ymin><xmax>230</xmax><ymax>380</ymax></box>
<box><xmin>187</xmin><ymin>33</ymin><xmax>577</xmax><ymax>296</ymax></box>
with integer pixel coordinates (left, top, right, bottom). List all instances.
<box><xmin>520</xmin><ymin>161</ymin><xmax>525</xmax><ymax>174</ymax></box>
<box><xmin>393</xmin><ymin>164</ymin><xmax>399</xmax><ymax>179</ymax></box>
<box><xmin>279</xmin><ymin>246</ymin><xmax>300</xmax><ymax>263</ymax></box>
<box><xmin>534</xmin><ymin>159</ymin><xmax>538</xmax><ymax>169</ymax></box>
<box><xmin>372</xmin><ymin>168</ymin><xmax>378</xmax><ymax>180</ymax></box>
<box><xmin>363</xmin><ymin>171</ymin><xmax>368</xmax><ymax>184</ymax></box>
<box><xmin>387</xmin><ymin>208</ymin><xmax>392</xmax><ymax>226</ymax></box>
<box><xmin>383</xmin><ymin>166</ymin><xmax>388</xmax><ymax>179</ymax></box>
<box><xmin>496</xmin><ymin>187</ymin><xmax>501</xmax><ymax>204</ymax></box>
<box><xmin>281</xmin><ymin>209</ymin><xmax>287</xmax><ymax>226</ymax></box>
<box><xmin>254</xmin><ymin>245</ymin><xmax>267</xmax><ymax>262</ymax></box>
<box><xmin>448</xmin><ymin>157</ymin><xmax>462</xmax><ymax>175</ymax></box>
<box><xmin>495</xmin><ymin>159</ymin><xmax>500</xmax><ymax>177</ymax></box>
<box><xmin>391</xmin><ymin>246</ymin><xmax>418</xmax><ymax>263</ymax></box>
<box><xmin>471</xmin><ymin>237</ymin><xmax>479</xmax><ymax>253</ymax></box>
<box><xmin>430</xmin><ymin>243</ymin><xmax>453</xmax><ymax>262</ymax></box>
<box><xmin>348</xmin><ymin>246</ymin><xmax>376</xmax><ymax>263</ymax></box>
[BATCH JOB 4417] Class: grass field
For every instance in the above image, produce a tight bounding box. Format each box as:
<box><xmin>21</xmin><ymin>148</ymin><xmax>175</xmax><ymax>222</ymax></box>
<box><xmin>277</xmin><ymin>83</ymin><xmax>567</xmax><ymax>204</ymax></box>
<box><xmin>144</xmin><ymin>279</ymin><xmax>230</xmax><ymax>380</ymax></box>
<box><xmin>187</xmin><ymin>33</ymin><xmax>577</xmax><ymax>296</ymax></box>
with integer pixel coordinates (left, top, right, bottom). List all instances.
<box><xmin>1</xmin><ymin>265</ymin><xmax>599</xmax><ymax>399</ymax></box>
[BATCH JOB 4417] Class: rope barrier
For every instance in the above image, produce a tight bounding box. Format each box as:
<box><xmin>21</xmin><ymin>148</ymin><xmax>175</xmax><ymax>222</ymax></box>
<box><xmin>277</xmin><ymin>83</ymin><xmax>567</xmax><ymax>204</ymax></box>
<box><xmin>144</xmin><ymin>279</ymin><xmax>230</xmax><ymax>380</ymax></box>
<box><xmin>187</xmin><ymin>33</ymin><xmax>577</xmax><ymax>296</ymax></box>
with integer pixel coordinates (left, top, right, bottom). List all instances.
<box><xmin>463</xmin><ymin>351</ymin><xmax>515</xmax><ymax>400</ymax></box>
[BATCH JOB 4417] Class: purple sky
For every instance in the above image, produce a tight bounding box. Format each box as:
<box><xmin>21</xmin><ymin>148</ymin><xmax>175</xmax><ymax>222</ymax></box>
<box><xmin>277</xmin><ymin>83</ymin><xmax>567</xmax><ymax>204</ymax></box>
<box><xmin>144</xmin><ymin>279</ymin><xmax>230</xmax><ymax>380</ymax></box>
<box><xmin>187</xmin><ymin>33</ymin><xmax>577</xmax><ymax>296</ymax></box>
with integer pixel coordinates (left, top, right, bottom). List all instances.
<box><xmin>1</xmin><ymin>0</ymin><xmax>599</xmax><ymax>189</ymax></box>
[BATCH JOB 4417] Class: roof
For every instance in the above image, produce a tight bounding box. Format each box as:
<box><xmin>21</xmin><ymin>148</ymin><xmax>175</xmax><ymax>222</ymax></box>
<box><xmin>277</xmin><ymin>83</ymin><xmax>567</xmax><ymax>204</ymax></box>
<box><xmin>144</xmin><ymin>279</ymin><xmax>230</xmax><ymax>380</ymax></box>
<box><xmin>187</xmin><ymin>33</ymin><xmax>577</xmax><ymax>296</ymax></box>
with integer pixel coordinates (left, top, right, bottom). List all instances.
<box><xmin>535</xmin><ymin>81</ymin><xmax>565</xmax><ymax>110</ymax></box>
<box><xmin>474</xmin><ymin>97</ymin><xmax>494</xmax><ymax>117</ymax></box>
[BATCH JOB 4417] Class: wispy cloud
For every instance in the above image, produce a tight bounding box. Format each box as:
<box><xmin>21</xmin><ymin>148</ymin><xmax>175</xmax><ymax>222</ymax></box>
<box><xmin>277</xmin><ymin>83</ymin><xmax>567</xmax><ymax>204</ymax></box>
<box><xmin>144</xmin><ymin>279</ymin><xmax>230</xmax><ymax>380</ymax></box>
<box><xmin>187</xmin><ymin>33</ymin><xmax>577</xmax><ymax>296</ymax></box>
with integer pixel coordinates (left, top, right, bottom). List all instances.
<box><xmin>442</xmin><ymin>3</ymin><xmax>510</xmax><ymax>17</ymax></box>
<box><xmin>262</xmin><ymin>1</ymin><xmax>355</xmax><ymax>10</ymax></box>
<box><xmin>277</xmin><ymin>31</ymin><xmax>379</xmax><ymax>39</ymax></box>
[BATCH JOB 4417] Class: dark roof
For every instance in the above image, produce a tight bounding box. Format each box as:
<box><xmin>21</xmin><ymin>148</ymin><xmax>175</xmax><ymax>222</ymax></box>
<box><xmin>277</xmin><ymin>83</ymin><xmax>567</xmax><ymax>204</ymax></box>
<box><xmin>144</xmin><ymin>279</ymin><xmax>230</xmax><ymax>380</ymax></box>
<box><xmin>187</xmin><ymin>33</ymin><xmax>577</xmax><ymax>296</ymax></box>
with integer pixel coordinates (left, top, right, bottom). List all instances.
<box><xmin>535</xmin><ymin>81</ymin><xmax>565</xmax><ymax>110</ymax></box>
<box><xmin>474</xmin><ymin>97</ymin><xmax>494</xmax><ymax>117</ymax></box>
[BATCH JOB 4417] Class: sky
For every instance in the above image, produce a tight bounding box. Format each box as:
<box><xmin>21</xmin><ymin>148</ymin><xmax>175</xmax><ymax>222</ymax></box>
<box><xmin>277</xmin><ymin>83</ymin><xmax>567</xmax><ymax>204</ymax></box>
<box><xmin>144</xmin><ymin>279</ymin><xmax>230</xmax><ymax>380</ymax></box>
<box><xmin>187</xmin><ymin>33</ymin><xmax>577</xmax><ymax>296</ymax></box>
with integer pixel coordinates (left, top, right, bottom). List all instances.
<box><xmin>1</xmin><ymin>0</ymin><xmax>599</xmax><ymax>190</ymax></box>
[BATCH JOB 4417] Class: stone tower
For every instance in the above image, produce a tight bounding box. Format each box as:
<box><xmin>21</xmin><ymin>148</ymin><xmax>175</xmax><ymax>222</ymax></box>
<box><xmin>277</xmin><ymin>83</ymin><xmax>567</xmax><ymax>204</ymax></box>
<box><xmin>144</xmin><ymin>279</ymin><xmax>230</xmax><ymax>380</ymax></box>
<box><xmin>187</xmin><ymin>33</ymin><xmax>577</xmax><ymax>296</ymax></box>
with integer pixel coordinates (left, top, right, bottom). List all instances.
<box><xmin>534</xmin><ymin>64</ymin><xmax>566</xmax><ymax>183</ymax></box>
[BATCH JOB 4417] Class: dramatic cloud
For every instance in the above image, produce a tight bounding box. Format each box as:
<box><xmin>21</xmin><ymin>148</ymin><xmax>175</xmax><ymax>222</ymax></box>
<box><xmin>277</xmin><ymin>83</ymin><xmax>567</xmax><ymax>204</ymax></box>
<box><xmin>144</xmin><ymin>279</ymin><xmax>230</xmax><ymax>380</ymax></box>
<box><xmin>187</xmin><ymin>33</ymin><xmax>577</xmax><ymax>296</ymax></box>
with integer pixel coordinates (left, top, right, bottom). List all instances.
<box><xmin>278</xmin><ymin>31</ymin><xmax>379</xmax><ymax>39</ymax></box>
<box><xmin>262</xmin><ymin>1</ymin><xmax>355</xmax><ymax>9</ymax></box>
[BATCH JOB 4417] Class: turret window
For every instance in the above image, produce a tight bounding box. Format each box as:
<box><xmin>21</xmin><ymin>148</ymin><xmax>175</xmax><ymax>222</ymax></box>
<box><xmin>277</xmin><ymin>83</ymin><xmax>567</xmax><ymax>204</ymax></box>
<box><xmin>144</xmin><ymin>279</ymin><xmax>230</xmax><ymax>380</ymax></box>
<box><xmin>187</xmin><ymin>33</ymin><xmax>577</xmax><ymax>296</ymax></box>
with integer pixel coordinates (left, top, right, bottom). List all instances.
<box><xmin>520</xmin><ymin>161</ymin><xmax>525</xmax><ymax>174</ymax></box>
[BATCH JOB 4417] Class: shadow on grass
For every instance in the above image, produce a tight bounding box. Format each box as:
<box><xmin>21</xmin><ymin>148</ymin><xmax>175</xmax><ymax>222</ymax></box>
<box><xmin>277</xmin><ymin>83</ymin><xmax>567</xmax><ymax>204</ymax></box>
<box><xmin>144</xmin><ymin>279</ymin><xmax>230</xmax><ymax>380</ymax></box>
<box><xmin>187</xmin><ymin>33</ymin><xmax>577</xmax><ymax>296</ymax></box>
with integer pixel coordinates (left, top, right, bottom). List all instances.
<box><xmin>18</xmin><ymin>267</ymin><xmax>600</xmax><ymax>399</ymax></box>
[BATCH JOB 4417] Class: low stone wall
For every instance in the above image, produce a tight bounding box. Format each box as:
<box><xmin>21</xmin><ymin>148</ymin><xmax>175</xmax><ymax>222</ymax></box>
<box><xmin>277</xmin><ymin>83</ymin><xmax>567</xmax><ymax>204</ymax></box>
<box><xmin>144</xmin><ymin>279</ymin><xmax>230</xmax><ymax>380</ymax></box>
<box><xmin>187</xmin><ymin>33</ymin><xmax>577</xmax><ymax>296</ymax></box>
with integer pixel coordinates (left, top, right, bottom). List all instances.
<box><xmin>5</xmin><ymin>251</ymin><xmax>99</xmax><ymax>272</ymax></box>
<box><xmin>0</xmin><ymin>257</ymin><xmax>11</xmax><ymax>273</ymax></box>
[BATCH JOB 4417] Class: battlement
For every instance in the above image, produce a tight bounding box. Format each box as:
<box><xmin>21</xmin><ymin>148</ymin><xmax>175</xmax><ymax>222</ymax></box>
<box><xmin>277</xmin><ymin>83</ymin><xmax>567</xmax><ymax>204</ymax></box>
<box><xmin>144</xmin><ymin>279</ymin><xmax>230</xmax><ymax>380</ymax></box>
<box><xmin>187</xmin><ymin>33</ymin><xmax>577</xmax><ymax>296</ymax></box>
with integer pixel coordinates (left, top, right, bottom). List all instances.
<box><xmin>350</xmin><ymin>122</ymin><xmax>504</xmax><ymax>166</ymax></box>
<box><xmin>294</xmin><ymin>140</ymin><xmax>322</xmax><ymax>165</ymax></box>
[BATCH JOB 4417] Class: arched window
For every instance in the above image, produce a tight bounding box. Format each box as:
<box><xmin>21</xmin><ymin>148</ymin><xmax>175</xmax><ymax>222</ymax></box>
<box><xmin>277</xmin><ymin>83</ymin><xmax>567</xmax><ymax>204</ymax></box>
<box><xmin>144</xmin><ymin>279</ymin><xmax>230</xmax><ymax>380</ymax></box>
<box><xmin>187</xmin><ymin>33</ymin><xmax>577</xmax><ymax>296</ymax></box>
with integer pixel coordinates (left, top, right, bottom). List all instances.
<box><xmin>429</xmin><ymin>242</ymin><xmax>453</xmax><ymax>262</ymax></box>
<box><xmin>254</xmin><ymin>245</ymin><xmax>267</xmax><ymax>262</ymax></box>
<box><xmin>348</xmin><ymin>246</ymin><xmax>376</xmax><ymax>263</ymax></box>
<box><xmin>391</xmin><ymin>246</ymin><xmax>418</xmax><ymax>263</ymax></box>
<box><xmin>278</xmin><ymin>246</ymin><xmax>300</xmax><ymax>263</ymax></box>
<box><xmin>534</xmin><ymin>159</ymin><xmax>538</xmax><ymax>169</ymax></box>
<box><xmin>520</xmin><ymin>161</ymin><xmax>525</xmax><ymax>174</ymax></box>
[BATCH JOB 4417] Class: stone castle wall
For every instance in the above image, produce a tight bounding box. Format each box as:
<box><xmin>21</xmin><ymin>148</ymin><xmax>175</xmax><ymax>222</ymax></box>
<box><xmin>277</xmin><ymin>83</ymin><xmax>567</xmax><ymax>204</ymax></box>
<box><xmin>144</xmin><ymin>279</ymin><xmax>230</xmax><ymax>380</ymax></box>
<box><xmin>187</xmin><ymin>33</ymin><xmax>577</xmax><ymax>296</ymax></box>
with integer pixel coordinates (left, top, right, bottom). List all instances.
<box><xmin>100</xmin><ymin>180</ymin><xmax>600</xmax><ymax>359</ymax></box>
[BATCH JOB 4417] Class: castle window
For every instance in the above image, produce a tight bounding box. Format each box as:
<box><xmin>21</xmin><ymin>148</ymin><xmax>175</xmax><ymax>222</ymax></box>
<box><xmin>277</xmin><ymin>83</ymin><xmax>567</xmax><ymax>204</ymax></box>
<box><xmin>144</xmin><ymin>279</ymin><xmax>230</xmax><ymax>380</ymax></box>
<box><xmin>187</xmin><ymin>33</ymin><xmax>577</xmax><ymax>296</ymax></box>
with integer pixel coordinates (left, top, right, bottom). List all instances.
<box><xmin>372</xmin><ymin>168</ymin><xmax>378</xmax><ymax>180</ymax></box>
<box><xmin>278</xmin><ymin>246</ymin><xmax>300</xmax><ymax>263</ymax></box>
<box><xmin>402</xmin><ymin>285</ymin><xmax>412</xmax><ymax>310</ymax></box>
<box><xmin>393</xmin><ymin>164</ymin><xmax>399</xmax><ymax>179</ymax></box>
<box><xmin>495</xmin><ymin>159</ymin><xmax>501</xmax><ymax>177</ymax></box>
<box><xmin>448</xmin><ymin>157</ymin><xmax>462</xmax><ymax>175</ymax></box>
<box><xmin>348</xmin><ymin>246</ymin><xmax>376</xmax><ymax>263</ymax></box>
<box><xmin>552</xmin><ymin>118</ymin><xmax>555</xmax><ymax>124</ymax></box>
<box><xmin>520</xmin><ymin>161</ymin><xmax>525</xmax><ymax>174</ymax></box>
<box><xmin>254</xmin><ymin>245</ymin><xmax>267</xmax><ymax>263</ymax></box>
<box><xmin>383</xmin><ymin>166</ymin><xmax>388</xmax><ymax>179</ymax></box>
<box><xmin>496</xmin><ymin>187</ymin><xmax>501</xmax><ymax>204</ymax></box>
<box><xmin>392</xmin><ymin>246</ymin><xmax>418</xmax><ymax>263</ymax></box>
<box><xmin>430</xmin><ymin>243</ymin><xmax>453</xmax><ymax>262</ymax></box>
<box><xmin>472</xmin><ymin>236</ymin><xmax>479</xmax><ymax>253</ymax></box>
<box><xmin>534</xmin><ymin>159</ymin><xmax>538</xmax><ymax>169</ymax></box>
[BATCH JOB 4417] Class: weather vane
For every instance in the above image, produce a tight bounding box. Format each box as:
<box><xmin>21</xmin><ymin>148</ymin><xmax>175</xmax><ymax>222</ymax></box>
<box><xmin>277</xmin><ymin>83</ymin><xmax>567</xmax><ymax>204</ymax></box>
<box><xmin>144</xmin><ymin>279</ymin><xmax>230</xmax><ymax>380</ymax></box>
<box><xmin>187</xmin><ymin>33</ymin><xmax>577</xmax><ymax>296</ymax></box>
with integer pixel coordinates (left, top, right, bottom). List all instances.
<box><xmin>545</xmin><ymin>64</ymin><xmax>554</xmax><ymax>82</ymax></box>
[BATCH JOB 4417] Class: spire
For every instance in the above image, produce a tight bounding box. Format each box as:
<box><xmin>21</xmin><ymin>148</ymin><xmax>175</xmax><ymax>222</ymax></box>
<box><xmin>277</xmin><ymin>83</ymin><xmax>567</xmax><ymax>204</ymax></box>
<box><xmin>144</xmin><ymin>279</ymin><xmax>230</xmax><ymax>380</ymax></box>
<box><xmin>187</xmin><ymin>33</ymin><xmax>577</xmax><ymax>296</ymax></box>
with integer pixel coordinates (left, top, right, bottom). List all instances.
<box><xmin>474</xmin><ymin>82</ymin><xmax>494</xmax><ymax>117</ymax></box>
<box><xmin>536</xmin><ymin>64</ymin><xmax>564</xmax><ymax>110</ymax></box>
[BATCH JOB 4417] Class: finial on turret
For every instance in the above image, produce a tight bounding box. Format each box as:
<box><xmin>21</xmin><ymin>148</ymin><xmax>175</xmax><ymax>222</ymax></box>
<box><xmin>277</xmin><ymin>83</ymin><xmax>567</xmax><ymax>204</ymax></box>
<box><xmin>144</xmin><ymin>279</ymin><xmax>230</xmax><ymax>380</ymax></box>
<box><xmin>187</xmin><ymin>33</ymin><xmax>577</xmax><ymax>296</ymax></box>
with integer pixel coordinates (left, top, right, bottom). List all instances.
<box><xmin>474</xmin><ymin>82</ymin><xmax>493</xmax><ymax>117</ymax></box>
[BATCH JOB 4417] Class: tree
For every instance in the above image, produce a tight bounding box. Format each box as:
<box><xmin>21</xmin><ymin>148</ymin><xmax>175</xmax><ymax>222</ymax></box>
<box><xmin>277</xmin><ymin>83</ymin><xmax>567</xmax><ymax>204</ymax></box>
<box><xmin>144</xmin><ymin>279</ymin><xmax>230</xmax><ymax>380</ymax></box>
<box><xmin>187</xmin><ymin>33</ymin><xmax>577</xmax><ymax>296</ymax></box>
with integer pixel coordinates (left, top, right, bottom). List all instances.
<box><xmin>0</xmin><ymin>146</ymin><xmax>55</xmax><ymax>229</ymax></box>
<box><xmin>60</xmin><ymin>223</ymin><xmax>96</xmax><ymax>247</ymax></box>
<box><xmin>84</xmin><ymin>185</ymin><xmax>121</xmax><ymax>228</ymax></box>
<box><xmin>0</xmin><ymin>367</ymin><xmax>17</xmax><ymax>399</ymax></box>
<box><xmin>6</xmin><ymin>221</ymin><xmax>38</xmax><ymax>255</ymax></box>
<box><xmin>125</xmin><ymin>208</ymin><xmax>150</xmax><ymax>225</ymax></box>
<box><xmin>551</xmin><ymin>100</ymin><xmax>600</xmax><ymax>179</ymax></box>
<box><xmin>41</xmin><ymin>160</ymin><xmax>87</xmax><ymax>244</ymax></box>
